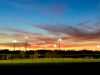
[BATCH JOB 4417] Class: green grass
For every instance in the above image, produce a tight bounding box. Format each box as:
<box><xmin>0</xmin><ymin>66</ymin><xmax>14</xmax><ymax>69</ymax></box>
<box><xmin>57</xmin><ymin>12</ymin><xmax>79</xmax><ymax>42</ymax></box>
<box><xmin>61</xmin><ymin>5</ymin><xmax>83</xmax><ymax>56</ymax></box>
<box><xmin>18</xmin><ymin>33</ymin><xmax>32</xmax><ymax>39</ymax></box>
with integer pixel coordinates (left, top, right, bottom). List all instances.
<box><xmin>0</xmin><ymin>58</ymin><xmax>100</xmax><ymax>64</ymax></box>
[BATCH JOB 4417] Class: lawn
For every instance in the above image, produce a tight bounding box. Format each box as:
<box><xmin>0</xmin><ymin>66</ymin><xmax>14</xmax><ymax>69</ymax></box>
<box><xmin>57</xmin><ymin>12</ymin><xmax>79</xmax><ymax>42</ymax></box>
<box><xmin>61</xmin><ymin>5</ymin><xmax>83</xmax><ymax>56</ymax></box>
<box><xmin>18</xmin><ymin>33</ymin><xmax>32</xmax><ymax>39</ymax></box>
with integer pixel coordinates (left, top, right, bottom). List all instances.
<box><xmin>0</xmin><ymin>58</ymin><xmax>100</xmax><ymax>64</ymax></box>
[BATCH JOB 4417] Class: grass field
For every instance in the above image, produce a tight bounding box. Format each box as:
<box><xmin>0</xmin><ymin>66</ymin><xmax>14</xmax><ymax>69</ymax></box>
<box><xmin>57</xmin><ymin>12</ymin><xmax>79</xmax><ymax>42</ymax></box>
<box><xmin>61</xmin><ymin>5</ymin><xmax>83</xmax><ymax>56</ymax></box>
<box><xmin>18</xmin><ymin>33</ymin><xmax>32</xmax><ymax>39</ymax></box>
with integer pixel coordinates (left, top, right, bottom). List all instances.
<box><xmin>0</xmin><ymin>58</ymin><xmax>100</xmax><ymax>64</ymax></box>
<box><xmin>0</xmin><ymin>58</ymin><xmax>99</xmax><ymax>74</ymax></box>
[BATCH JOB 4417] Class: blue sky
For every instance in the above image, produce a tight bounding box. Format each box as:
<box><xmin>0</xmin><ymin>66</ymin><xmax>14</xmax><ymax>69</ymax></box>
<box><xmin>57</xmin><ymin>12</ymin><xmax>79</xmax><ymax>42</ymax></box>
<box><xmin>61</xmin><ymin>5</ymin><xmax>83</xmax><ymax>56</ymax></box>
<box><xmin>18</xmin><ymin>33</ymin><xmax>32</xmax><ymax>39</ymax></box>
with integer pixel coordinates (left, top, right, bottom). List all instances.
<box><xmin>0</xmin><ymin>0</ymin><xmax>100</xmax><ymax>32</ymax></box>
<box><xmin>0</xmin><ymin>0</ymin><xmax>100</xmax><ymax>50</ymax></box>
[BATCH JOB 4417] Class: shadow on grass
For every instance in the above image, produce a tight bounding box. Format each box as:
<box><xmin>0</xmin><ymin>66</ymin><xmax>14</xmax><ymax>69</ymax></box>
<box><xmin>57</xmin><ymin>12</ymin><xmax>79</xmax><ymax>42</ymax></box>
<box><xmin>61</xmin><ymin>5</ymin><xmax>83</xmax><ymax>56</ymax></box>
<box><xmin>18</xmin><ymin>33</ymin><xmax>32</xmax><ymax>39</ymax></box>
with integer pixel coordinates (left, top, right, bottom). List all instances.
<box><xmin>0</xmin><ymin>62</ymin><xmax>100</xmax><ymax>74</ymax></box>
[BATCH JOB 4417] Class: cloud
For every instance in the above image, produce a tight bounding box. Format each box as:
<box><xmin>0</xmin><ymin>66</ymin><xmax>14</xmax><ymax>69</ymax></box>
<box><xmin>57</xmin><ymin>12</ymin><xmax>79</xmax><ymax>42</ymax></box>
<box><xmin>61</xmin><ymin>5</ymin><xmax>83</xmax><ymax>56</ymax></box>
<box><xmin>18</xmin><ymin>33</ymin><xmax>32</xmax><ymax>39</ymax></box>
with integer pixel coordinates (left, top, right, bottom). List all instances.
<box><xmin>1</xmin><ymin>28</ymin><xmax>62</xmax><ymax>46</ymax></box>
<box><xmin>0</xmin><ymin>42</ymin><xmax>34</xmax><ymax>49</ymax></box>
<box><xmin>32</xmin><ymin>20</ymin><xmax>100</xmax><ymax>42</ymax></box>
<box><xmin>0</xmin><ymin>28</ymin><xmax>45</xmax><ymax>43</ymax></box>
<box><xmin>1</xmin><ymin>20</ymin><xmax>100</xmax><ymax>49</ymax></box>
<box><xmin>0</xmin><ymin>33</ymin><xmax>12</xmax><ymax>40</ymax></box>
<box><xmin>4</xmin><ymin>28</ymin><xmax>29</xmax><ymax>34</ymax></box>
<box><xmin>0</xmin><ymin>33</ymin><xmax>8</xmax><ymax>37</ymax></box>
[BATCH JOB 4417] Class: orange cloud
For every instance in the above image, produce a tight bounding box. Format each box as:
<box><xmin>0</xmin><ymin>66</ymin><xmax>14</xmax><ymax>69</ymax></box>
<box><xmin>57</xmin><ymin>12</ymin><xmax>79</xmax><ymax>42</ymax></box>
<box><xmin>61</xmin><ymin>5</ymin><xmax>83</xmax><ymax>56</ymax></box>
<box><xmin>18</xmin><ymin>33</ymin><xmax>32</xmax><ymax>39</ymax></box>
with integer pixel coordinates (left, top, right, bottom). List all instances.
<box><xmin>1</xmin><ymin>21</ymin><xmax>100</xmax><ymax>50</ymax></box>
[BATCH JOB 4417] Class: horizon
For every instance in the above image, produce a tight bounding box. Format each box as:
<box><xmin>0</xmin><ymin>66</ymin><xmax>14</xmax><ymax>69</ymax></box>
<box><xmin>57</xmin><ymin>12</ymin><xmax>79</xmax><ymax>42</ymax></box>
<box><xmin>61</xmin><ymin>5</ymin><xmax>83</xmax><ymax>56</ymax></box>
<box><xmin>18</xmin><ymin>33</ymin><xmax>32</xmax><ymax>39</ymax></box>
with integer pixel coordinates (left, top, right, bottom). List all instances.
<box><xmin>0</xmin><ymin>0</ymin><xmax>100</xmax><ymax>50</ymax></box>
<box><xmin>0</xmin><ymin>48</ymin><xmax>100</xmax><ymax>51</ymax></box>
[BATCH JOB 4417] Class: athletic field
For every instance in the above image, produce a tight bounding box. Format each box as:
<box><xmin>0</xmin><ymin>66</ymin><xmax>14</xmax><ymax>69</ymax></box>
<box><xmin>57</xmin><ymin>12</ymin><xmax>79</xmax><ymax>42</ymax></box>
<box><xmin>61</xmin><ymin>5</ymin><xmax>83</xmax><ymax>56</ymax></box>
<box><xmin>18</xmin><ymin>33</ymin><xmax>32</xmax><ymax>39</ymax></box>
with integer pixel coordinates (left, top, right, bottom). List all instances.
<box><xmin>0</xmin><ymin>58</ymin><xmax>100</xmax><ymax>64</ymax></box>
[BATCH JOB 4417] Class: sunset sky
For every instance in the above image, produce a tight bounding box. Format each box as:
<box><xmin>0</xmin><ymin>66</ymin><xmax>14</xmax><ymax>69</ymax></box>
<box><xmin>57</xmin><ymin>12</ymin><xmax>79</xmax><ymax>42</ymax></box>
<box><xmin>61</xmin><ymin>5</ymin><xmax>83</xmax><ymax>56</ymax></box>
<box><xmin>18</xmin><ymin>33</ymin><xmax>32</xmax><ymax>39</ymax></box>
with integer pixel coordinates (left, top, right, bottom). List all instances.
<box><xmin>0</xmin><ymin>0</ymin><xmax>100</xmax><ymax>50</ymax></box>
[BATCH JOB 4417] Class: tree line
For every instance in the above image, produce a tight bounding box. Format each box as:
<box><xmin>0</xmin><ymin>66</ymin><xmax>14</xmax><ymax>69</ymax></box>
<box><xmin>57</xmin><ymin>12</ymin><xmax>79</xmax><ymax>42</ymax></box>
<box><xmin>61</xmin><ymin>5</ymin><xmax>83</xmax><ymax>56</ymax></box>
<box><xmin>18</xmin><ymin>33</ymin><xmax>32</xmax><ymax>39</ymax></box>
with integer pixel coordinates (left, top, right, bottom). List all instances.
<box><xmin>0</xmin><ymin>49</ymin><xmax>100</xmax><ymax>59</ymax></box>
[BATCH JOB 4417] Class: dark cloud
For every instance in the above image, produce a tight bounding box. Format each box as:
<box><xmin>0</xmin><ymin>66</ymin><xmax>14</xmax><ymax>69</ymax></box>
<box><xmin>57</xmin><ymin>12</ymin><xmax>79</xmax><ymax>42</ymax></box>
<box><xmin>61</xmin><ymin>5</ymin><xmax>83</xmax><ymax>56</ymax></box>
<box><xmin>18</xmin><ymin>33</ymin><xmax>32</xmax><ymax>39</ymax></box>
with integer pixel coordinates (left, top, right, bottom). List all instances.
<box><xmin>32</xmin><ymin>20</ymin><xmax>100</xmax><ymax>42</ymax></box>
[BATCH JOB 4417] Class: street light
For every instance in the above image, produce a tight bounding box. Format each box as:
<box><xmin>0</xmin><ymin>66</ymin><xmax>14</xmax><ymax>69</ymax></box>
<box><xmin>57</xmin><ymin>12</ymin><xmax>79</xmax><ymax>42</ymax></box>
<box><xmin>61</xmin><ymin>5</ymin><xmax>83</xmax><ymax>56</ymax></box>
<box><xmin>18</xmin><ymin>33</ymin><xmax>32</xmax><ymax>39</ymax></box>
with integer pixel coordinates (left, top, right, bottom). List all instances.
<box><xmin>58</xmin><ymin>38</ymin><xmax>64</xmax><ymax>63</ymax></box>
<box><xmin>97</xmin><ymin>45</ymin><xmax>100</xmax><ymax>48</ymax></box>
<box><xmin>25</xmin><ymin>36</ymin><xmax>28</xmax><ymax>51</ymax></box>
<box><xmin>54</xmin><ymin>44</ymin><xmax>57</xmax><ymax>48</ymax></box>
<box><xmin>52</xmin><ymin>44</ymin><xmax>57</xmax><ymax>63</ymax></box>
<box><xmin>42</xmin><ymin>42</ymin><xmax>45</xmax><ymax>50</ymax></box>
<box><xmin>24</xmin><ymin>36</ymin><xmax>28</xmax><ymax>61</ymax></box>
<box><xmin>58</xmin><ymin>38</ymin><xmax>62</xmax><ymax>51</ymax></box>
<box><xmin>11</xmin><ymin>40</ymin><xmax>16</xmax><ymax>63</ymax></box>
<box><xmin>13</xmin><ymin>40</ymin><xmax>17</xmax><ymax>51</ymax></box>
<box><xmin>41</xmin><ymin>41</ymin><xmax>45</xmax><ymax>63</ymax></box>
<box><xmin>53</xmin><ymin>43</ymin><xmax>57</xmax><ymax>49</ymax></box>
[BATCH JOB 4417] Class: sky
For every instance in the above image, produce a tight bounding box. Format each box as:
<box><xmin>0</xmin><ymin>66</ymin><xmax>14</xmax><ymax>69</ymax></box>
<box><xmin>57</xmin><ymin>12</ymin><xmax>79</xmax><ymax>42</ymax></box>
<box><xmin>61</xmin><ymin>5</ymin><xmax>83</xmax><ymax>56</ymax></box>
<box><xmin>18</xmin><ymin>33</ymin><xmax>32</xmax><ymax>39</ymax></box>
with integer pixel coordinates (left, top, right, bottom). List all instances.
<box><xmin>0</xmin><ymin>0</ymin><xmax>100</xmax><ymax>50</ymax></box>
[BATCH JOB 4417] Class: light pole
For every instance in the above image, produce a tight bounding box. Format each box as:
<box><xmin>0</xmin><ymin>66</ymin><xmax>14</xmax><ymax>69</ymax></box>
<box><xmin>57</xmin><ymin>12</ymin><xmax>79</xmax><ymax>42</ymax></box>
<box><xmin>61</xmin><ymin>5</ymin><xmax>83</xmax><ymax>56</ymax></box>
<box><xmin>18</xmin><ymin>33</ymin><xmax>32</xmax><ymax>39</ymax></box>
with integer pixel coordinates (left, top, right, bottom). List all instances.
<box><xmin>13</xmin><ymin>40</ymin><xmax>17</xmax><ymax>51</ymax></box>
<box><xmin>95</xmin><ymin>45</ymin><xmax>100</xmax><ymax>62</ymax></box>
<box><xmin>11</xmin><ymin>40</ymin><xmax>16</xmax><ymax>63</ymax></box>
<box><xmin>42</xmin><ymin>41</ymin><xmax>45</xmax><ymax>63</ymax></box>
<box><xmin>58</xmin><ymin>38</ymin><xmax>62</xmax><ymax>51</ymax></box>
<box><xmin>24</xmin><ymin>36</ymin><xmax>28</xmax><ymax>61</ymax></box>
<box><xmin>58</xmin><ymin>38</ymin><xmax>64</xmax><ymax>63</ymax></box>
<box><xmin>21</xmin><ymin>47</ymin><xmax>24</xmax><ymax>63</ymax></box>
<box><xmin>42</xmin><ymin>42</ymin><xmax>45</xmax><ymax>50</ymax></box>
<box><xmin>25</xmin><ymin>36</ymin><xmax>28</xmax><ymax>51</ymax></box>
<box><xmin>52</xmin><ymin>44</ymin><xmax>57</xmax><ymax>63</ymax></box>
